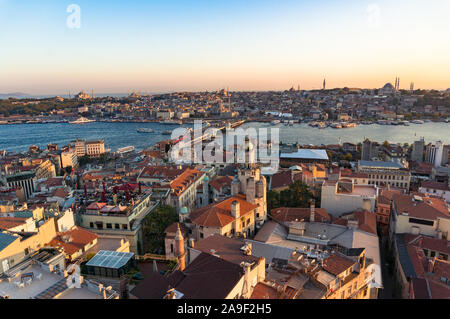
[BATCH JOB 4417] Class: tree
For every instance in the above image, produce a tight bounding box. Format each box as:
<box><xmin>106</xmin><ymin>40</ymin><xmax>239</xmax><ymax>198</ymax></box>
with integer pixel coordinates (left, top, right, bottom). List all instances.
<box><xmin>142</xmin><ymin>205</ymin><xmax>179</xmax><ymax>254</ymax></box>
<box><xmin>268</xmin><ymin>181</ymin><xmax>317</xmax><ymax>212</ymax></box>
<box><xmin>65</xmin><ymin>166</ymin><xmax>73</xmax><ymax>175</ymax></box>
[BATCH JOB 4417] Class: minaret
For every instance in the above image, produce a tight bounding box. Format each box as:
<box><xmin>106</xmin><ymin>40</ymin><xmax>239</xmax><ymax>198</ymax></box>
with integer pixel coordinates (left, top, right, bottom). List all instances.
<box><xmin>175</xmin><ymin>224</ymin><xmax>186</xmax><ymax>271</ymax></box>
<box><xmin>410</xmin><ymin>82</ymin><xmax>414</xmax><ymax>93</ymax></box>
<box><xmin>323</xmin><ymin>78</ymin><xmax>326</xmax><ymax>90</ymax></box>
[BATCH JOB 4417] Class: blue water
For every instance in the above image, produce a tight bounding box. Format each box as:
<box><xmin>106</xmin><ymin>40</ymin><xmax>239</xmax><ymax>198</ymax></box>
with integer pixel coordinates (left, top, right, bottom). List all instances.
<box><xmin>0</xmin><ymin>122</ymin><xmax>448</xmax><ymax>153</ymax></box>
<box><xmin>242</xmin><ymin>122</ymin><xmax>450</xmax><ymax>146</ymax></box>
<box><xmin>0</xmin><ymin>122</ymin><xmax>192</xmax><ymax>153</ymax></box>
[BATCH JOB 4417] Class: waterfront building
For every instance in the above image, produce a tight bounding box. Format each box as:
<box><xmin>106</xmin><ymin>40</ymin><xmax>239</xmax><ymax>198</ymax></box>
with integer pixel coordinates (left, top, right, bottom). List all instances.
<box><xmin>73</xmin><ymin>139</ymin><xmax>106</xmax><ymax>158</ymax></box>
<box><xmin>60</xmin><ymin>147</ymin><xmax>78</xmax><ymax>169</ymax></box>
<box><xmin>425</xmin><ymin>141</ymin><xmax>450</xmax><ymax>168</ymax></box>
<box><xmin>411</xmin><ymin>138</ymin><xmax>425</xmax><ymax>163</ymax></box>
<box><xmin>361</xmin><ymin>139</ymin><xmax>380</xmax><ymax>161</ymax></box>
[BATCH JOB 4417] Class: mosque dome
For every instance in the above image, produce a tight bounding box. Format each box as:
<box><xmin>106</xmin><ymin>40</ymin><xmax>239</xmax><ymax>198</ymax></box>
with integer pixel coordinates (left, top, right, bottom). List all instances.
<box><xmin>382</xmin><ymin>83</ymin><xmax>394</xmax><ymax>90</ymax></box>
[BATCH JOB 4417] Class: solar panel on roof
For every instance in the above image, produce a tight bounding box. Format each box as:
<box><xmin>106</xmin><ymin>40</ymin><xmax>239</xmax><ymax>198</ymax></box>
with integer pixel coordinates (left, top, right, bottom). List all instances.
<box><xmin>86</xmin><ymin>250</ymin><xmax>134</xmax><ymax>269</ymax></box>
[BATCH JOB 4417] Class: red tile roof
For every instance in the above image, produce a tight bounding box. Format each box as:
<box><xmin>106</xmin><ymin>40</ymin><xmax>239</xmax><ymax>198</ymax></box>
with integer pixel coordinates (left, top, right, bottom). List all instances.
<box><xmin>190</xmin><ymin>194</ymin><xmax>259</xmax><ymax>228</ymax></box>
<box><xmin>250</xmin><ymin>283</ymin><xmax>282</xmax><ymax>299</ymax></box>
<box><xmin>393</xmin><ymin>193</ymin><xmax>449</xmax><ymax>220</ymax></box>
<box><xmin>333</xmin><ymin>210</ymin><xmax>377</xmax><ymax>235</ymax></box>
<box><xmin>209</xmin><ymin>176</ymin><xmax>233</xmax><ymax>192</ymax></box>
<box><xmin>170</xmin><ymin>168</ymin><xmax>204</xmax><ymax>196</ymax></box>
<box><xmin>0</xmin><ymin>217</ymin><xmax>28</xmax><ymax>230</ymax></box>
<box><xmin>271</xmin><ymin>171</ymin><xmax>293</xmax><ymax>189</ymax></box>
<box><xmin>322</xmin><ymin>254</ymin><xmax>354</xmax><ymax>276</ymax></box>
<box><xmin>48</xmin><ymin>227</ymin><xmax>98</xmax><ymax>256</ymax></box>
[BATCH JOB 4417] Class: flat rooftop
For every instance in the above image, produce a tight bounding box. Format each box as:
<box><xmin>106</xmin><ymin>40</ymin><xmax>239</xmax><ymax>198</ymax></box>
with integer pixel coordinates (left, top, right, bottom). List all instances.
<box><xmin>0</xmin><ymin>264</ymin><xmax>61</xmax><ymax>299</ymax></box>
<box><xmin>358</xmin><ymin>160</ymin><xmax>404</xmax><ymax>169</ymax></box>
<box><xmin>280</xmin><ymin>149</ymin><xmax>329</xmax><ymax>161</ymax></box>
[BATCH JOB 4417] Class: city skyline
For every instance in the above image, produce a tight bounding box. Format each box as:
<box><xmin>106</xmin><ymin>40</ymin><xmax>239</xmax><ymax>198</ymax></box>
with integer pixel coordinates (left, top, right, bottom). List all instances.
<box><xmin>1</xmin><ymin>0</ymin><xmax>450</xmax><ymax>94</ymax></box>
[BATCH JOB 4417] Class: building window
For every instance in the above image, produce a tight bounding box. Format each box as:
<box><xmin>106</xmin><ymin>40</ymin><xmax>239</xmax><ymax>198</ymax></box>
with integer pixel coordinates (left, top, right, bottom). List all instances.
<box><xmin>170</xmin><ymin>244</ymin><xmax>174</xmax><ymax>253</ymax></box>
<box><xmin>106</xmin><ymin>223</ymin><xmax>112</xmax><ymax>229</ymax></box>
<box><xmin>122</xmin><ymin>224</ymin><xmax>128</xmax><ymax>230</ymax></box>
<box><xmin>115</xmin><ymin>224</ymin><xmax>120</xmax><ymax>229</ymax></box>
<box><xmin>200</xmin><ymin>233</ymin><xmax>204</xmax><ymax>239</ymax></box>
<box><xmin>90</xmin><ymin>222</ymin><xmax>94</xmax><ymax>228</ymax></box>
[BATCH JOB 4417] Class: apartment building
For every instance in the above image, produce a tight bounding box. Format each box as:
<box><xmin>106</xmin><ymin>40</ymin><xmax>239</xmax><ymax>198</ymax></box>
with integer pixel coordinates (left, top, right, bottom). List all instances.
<box><xmin>389</xmin><ymin>193</ymin><xmax>449</xmax><ymax>240</ymax></box>
<box><xmin>60</xmin><ymin>148</ymin><xmax>78</xmax><ymax>169</ymax></box>
<box><xmin>357</xmin><ymin>160</ymin><xmax>411</xmax><ymax>189</ymax></box>
<box><xmin>86</xmin><ymin>140</ymin><xmax>106</xmax><ymax>157</ymax></box>
<box><xmin>321</xmin><ymin>179</ymin><xmax>378</xmax><ymax>216</ymax></box>
<box><xmin>77</xmin><ymin>193</ymin><xmax>158</xmax><ymax>254</ymax></box>
<box><xmin>73</xmin><ymin>139</ymin><xmax>105</xmax><ymax>158</ymax></box>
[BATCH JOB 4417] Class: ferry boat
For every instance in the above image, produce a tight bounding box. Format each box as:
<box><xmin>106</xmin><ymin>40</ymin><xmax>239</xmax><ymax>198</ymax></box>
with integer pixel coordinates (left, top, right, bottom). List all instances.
<box><xmin>289</xmin><ymin>120</ymin><xmax>294</xmax><ymax>126</ymax></box>
<box><xmin>271</xmin><ymin>120</ymin><xmax>281</xmax><ymax>125</ymax></box>
<box><xmin>330</xmin><ymin>123</ymin><xmax>342</xmax><ymax>129</ymax></box>
<box><xmin>341</xmin><ymin>122</ymin><xmax>357</xmax><ymax>128</ymax></box>
<box><xmin>162</xmin><ymin>130</ymin><xmax>172</xmax><ymax>135</ymax></box>
<box><xmin>412</xmin><ymin>120</ymin><xmax>425</xmax><ymax>124</ymax></box>
<box><xmin>69</xmin><ymin>117</ymin><xmax>95</xmax><ymax>124</ymax></box>
<box><xmin>137</xmin><ymin>128</ymin><xmax>154</xmax><ymax>133</ymax></box>
<box><xmin>163</xmin><ymin>120</ymin><xmax>182</xmax><ymax>125</ymax></box>
<box><xmin>117</xmin><ymin>146</ymin><xmax>135</xmax><ymax>155</ymax></box>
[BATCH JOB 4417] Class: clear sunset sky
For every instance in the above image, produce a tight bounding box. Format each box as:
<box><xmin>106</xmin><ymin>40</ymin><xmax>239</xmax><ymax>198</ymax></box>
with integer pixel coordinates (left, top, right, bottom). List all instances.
<box><xmin>0</xmin><ymin>0</ymin><xmax>449</xmax><ymax>94</ymax></box>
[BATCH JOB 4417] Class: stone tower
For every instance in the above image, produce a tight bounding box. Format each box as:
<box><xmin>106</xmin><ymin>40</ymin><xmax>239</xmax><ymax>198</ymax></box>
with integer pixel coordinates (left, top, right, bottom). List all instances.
<box><xmin>175</xmin><ymin>224</ymin><xmax>186</xmax><ymax>271</ymax></box>
<box><xmin>234</xmin><ymin>164</ymin><xmax>267</xmax><ymax>225</ymax></box>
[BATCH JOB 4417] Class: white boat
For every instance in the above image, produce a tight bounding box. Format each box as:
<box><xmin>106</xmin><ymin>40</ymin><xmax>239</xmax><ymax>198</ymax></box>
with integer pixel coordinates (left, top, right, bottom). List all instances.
<box><xmin>330</xmin><ymin>123</ymin><xmax>342</xmax><ymax>129</ymax></box>
<box><xmin>137</xmin><ymin>128</ymin><xmax>154</xmax><ymax>133</ymax></box>
<box><xmin>163</xmin><ymin>120</ymin><xmax>182</xmax><ymax>125</ymax></box>
<box><xmin>412</xmin><ymin>120</ymin><xmax>424</xmax><ymax>124</ymax></box>
<box><xmin>271</xmin><ymin>120</ymin><xmax>281</xmax><ymax>125</ymax></box>
<box><xmin>117</xmin><ymin>146</ymin><xmax>135</xmax><ymax>154</ymax></box>
<box><xmin>69</xmin><ymin>117</ymin><xmax>95</xmax><ymax>124</ymax></box>
<box><xmin>162</xmin><ymin>130</ymin><xmax>172</xmax><ymax>135</ymax></box>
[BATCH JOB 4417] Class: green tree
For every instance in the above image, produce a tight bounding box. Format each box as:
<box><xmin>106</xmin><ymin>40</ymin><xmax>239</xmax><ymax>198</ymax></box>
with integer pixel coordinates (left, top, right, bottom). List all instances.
<box><xmin>142</xmin><ymin>205</ymin><xmax>179</xmax><ymax>254</ymax></box>
<box><xmin>269</xmin><ymin>181</ymin><xmax>317</xmax><ymax>212</ymax></box>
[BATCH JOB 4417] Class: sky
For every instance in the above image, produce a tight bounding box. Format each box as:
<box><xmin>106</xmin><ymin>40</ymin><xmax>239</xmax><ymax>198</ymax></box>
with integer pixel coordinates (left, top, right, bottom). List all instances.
<box><xmin>0</xmin><ymin>0</ymin><xmax>449</xmax><ymax>94</ymax></box>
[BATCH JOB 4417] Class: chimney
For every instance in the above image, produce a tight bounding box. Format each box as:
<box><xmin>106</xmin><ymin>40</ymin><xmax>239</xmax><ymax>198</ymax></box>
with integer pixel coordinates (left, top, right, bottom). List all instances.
<box><xmin>348</xmin><ymin>220</ymin><xmax>359</xmax><ymax>229</ymax></box>
<box><xmin>231</xmin><ymin>200</ymin><xmax>240</xmax><ymax>218</ymax></box>
<box><xmin>428</xmin><ymin>258</ymin><xmax>436</xmax><ymax>274</ymax></box>
<box><xmin>310</xmin><ymin>200</ymin><xmax>315</xmax><ymax>222</ymax></box>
